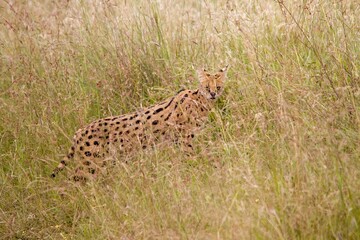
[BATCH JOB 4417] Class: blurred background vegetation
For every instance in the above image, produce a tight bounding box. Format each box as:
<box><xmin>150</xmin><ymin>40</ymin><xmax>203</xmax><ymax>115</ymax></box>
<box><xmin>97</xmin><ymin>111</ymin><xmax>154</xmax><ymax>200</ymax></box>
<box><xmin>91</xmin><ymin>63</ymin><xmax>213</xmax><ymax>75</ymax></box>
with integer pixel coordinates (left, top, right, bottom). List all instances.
<box><xmin>0</xmin><ymin>0</ymin><xmax>359</xmax><ymax>239</ymax></box>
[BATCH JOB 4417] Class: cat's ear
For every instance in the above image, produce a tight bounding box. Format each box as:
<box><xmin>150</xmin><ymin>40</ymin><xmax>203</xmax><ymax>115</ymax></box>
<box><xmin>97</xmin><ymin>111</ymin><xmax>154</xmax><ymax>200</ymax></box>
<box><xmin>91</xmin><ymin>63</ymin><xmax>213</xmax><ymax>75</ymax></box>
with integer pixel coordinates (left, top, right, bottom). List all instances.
<box><xmin>216</xmin><ymin>65</ymin><xmax>229</xmax><ymax>81</ymax></box>
<box><xmin>197</xmin><ymin>68</ymin><xmax>210</xmax><ymax>83</ymax></box>
<box><xmin>219</xmin><ymin>65</ymin><xmax>229</xmax><ymax>74</ymax></box>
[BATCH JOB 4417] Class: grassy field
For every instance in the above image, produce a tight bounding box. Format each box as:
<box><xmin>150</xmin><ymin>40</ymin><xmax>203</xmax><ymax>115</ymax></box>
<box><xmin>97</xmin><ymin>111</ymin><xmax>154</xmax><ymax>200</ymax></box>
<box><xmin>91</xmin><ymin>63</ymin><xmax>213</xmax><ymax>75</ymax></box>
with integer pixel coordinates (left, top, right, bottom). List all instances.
<box><xmin>1</xmin><ymin>0</ymin><xmax>359</xmax><ymax>239</ymax></box>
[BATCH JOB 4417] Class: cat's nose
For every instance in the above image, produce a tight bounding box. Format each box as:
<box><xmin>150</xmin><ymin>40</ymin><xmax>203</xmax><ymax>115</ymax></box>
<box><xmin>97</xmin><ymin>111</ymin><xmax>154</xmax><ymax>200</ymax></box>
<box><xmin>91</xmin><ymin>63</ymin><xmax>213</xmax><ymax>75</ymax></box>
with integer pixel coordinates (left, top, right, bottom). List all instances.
<box><xmin>210</xmin><ymin>92</ymin><xmax>216</xmax><ymax>98</ymax></box>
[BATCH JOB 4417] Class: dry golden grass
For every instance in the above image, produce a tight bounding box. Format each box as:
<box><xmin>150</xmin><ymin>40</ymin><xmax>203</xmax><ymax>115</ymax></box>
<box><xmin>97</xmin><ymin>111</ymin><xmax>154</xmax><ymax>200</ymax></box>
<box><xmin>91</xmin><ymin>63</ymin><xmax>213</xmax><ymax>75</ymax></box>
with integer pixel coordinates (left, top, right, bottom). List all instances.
<box><xmin>0</xmin><ymin>0</ymin><xmax>359</xmax><ymax>239</ymax></box>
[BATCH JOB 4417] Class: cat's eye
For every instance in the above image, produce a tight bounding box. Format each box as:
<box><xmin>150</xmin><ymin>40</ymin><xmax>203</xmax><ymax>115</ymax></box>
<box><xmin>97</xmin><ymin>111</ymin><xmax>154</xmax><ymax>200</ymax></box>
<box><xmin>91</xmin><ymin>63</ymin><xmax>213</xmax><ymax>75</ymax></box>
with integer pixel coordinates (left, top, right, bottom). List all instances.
<box><xmin>215</xmin><ymin>74</ymin><xmax>220</xmax><ymax>79</ymax></box>
<box><xmin>206</xmin><ymin>86</ymin><xmax>210</xmax><ymax>91</ymax></box>
<box><xmin>216</xmin><ymin>86</ymin><xmax>221</xmax><ymax>91</ymax></box>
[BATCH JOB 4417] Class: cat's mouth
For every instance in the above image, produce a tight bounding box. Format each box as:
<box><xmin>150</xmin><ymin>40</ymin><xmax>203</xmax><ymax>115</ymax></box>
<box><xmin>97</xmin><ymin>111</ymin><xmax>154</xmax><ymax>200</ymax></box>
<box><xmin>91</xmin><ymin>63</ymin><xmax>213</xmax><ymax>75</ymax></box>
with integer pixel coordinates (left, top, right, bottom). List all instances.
<box><xmin>208</xmin><ymin>95</ymin><xmax>217</xmax><ymax>100</ymax></box>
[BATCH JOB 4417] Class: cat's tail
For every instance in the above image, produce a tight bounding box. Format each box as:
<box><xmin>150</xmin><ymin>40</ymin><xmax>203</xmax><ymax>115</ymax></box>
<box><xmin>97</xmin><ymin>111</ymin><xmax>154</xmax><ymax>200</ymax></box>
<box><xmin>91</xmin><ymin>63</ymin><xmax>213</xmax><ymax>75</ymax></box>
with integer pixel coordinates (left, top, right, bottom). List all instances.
<box><xmin>51</xmin><ymin>147</ymin><xmax>75</xmax><ymax>178</ymax></box>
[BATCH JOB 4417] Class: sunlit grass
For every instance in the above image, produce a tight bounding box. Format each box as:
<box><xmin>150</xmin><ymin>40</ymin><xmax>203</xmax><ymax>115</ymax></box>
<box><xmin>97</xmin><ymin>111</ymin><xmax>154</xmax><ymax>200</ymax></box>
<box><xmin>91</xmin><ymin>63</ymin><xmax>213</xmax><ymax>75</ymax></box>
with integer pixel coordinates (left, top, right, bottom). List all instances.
<box><xmin>0</xmin><ymin>0</ymin><xmax>359</xmax><ymax>239</ymax></box>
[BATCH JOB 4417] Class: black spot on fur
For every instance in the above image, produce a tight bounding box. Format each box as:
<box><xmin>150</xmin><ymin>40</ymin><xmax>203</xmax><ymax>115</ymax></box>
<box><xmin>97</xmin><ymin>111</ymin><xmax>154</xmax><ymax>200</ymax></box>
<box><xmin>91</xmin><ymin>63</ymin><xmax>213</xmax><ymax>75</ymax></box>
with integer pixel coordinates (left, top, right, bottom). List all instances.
<box><xmin>152</xmin><ymin>120</ymin><xmax>159</xmax><ymax>125</ymax></box>
<box><xmin>88</xmin><ymin>135</ymin><xmax>93</xmax><ymax>139</ymax></box>
<box><xmin>89</xmin><ymin>168</ymin><xmax>96</xmax><ymax>174</ymax></box>
<box><xmin>61</xmin><ymin>160</ymin><xmax>66</xmax><ymax>165</ymax></box>
<box><xmin>145</xmin><ymin>110</ymin><xmax>150</xmax><ymax>114</ymax></box>
<box><xmin>135</xmin><ymin>127</ymin><xmax>139</xmax><ymax>130</ymax></box>
<box><xmin>153</xmin><ymin>108</ymin><xmax>164</xmax><ymax>114</ymax></box>
<box><xmin>104</xmin><ymin>129</ymin><xmax>108</xmax><ymax>132</ymax></box>
<box><xmin>147</xmin><ymin>115</ymin><xmax>151</xmax><ymax>120</ymax></box>
<box><xmin>80</xmin><ymin>146</ymin><xmax>84</xmax><ymax>151</ymax></box>
<box><xmin>123</xmin><ymin>124</ymin><xmax>127</xmax><ymax>128</ymax></box>
<box><xmin>84</xmin><ymin>161</ymin><xmax>91</xmax><ymax>166</ymax></box>
<box><xmin>85</xmin><ymin>142</ymin><xmax>90</xmax><ymax>146</ymax></box>
<box><xmin>125</xmin><ymin>130</ymin><xmax>130</xmax><ymax>134</ymax></box>
<box><xmin>164</xmin><ymin>112</ymin><xmax>172</xmax><ymax>121</ymax></box>
<box><xmin>136</xmin><ymin>120</ymin><xmax>141</xmax><ymax>124</ymax></box>
<box><xmin>142</xmin><ymin>145</ymin><xmax>147</xmax><ymax>149</ymax></box>
<box><xmin>99</xmin><ymin>123</ymin><xmax>102</xmax><ymax>126</ymax></box>
<box><xmin>85</xmin><ymin>151</ymin><xmax>91</xmax><ymax>157</ymax></box>
<box><xmin>122</xmin><ymin>118</ymin><xmax>128</xmax><ymax>121</ymax></box>
<box><xmin>94</xmin><ymin>141</ymin><xmax>99</xmax><ymax>146</ymax></box>
<box><xmin>164</xmin><ymin>97</ymin><xmax>174</xmax><ymax>109</ymax></box>
<box><xmin>116</xmin><ymin>121</ymin><xmax>120</xmax><ymax>124</ymax></box>
<box><xmin>104</xmin><ymin>122</ymin><xmax>108</xmax><ymax>126</ymax></box>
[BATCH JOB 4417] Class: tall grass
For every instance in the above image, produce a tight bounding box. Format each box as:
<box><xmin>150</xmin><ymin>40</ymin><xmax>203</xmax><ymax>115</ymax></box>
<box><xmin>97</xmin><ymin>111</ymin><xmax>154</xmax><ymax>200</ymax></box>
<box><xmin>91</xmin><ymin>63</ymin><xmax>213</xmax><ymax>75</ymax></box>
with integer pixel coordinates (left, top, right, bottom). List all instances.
<box><xmin>0</xmin><ymin>0</ymin><xmax>359</xmax><ymax>239</ymax></box>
